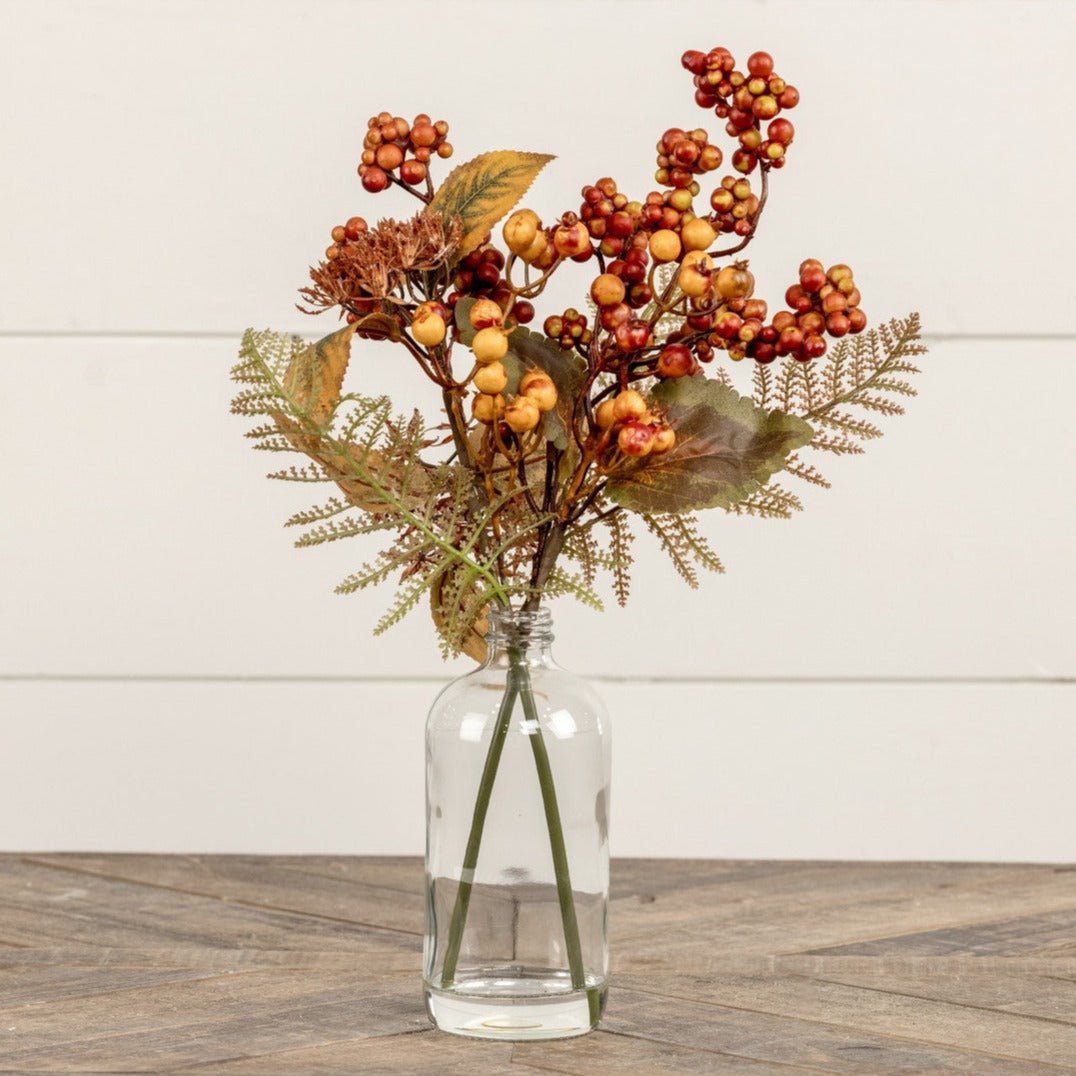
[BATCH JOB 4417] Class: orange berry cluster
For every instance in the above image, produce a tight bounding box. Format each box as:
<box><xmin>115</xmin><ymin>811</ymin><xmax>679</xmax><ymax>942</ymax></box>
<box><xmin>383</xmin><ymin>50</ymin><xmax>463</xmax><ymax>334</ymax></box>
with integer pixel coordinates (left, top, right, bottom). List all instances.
<box><xmin>358</xmin><ymin>112</ymin><xmax>453</xmax><ymax>193</ymax></box>
<box><xmin>681</xmin><ymin>48</ymin><xmax>799</xmax><ymax>174</ymax></box>
<box><xmin>655</xmin><ymin>126</ymin><xmax>723</xmax><ymax>189</ymax></box>
<box><xmin>709</xmin><ymin>176</ymin><xmax>760</xmax><ymax>238</ymax></box>
<box><xmin>324</xmin><ymin>215</ymin><xmax>369</xmax><ymax>263</ymax></box>
<box><xmin>593</xmin><ymin>389</ymin><xmax>676</xmax><ymax>458</ymax></box>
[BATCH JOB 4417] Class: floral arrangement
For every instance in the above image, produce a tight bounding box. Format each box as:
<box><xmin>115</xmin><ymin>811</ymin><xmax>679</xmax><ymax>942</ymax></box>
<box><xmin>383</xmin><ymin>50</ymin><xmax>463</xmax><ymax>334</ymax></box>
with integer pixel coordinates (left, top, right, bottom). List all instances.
<box><xmin>231</xmin><ymin>46</ymin><xmax>925</xmax><ymax>662</ymax></box>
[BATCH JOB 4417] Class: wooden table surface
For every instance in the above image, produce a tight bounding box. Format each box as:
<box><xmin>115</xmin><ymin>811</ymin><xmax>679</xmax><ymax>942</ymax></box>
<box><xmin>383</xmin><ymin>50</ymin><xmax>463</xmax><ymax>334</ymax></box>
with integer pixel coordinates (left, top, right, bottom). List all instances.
<box><xmin>0</xmin><ymin>855</ymin><xmax>1073</xmax><ymax>1073</ymax></box>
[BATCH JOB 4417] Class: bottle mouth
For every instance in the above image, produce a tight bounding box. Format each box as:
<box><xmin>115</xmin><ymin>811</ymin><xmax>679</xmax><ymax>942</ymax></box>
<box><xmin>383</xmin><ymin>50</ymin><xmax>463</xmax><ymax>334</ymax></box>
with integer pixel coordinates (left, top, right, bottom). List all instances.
<box><xmin>486</xmin><ymin>606</ymin><xmax>554</xmax><ymax>645</ymax></box>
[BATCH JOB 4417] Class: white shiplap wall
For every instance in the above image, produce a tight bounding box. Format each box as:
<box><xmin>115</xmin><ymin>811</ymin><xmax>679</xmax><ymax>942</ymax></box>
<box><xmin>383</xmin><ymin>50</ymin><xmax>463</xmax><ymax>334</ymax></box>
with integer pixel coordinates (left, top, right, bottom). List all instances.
<box><xmin>1</xmin><ymin>0</ymin><xmax>1073</xmax><ymax>860</ymax></box>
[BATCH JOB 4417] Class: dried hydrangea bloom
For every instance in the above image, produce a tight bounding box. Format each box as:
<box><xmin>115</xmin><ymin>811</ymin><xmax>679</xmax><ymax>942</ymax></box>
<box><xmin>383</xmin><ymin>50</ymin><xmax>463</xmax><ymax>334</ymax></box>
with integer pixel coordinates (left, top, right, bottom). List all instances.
<box><xmin>299</xmin><ymin>212</ymin><xmax>461</xmax><ymax>314</ymax></box>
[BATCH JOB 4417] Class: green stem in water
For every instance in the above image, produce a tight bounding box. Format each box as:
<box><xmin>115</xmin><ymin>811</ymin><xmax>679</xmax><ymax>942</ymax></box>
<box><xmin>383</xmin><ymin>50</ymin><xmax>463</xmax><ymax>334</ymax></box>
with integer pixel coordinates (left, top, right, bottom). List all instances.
<box><xmin>439</xmin><ymin>651</ymin><xmax>520</xmax><ymax>988</ymax></box>
<box><xmin>515</xmin><ymin>659</ymin><xmax>603</xmax><ymax>1027</ymax></box>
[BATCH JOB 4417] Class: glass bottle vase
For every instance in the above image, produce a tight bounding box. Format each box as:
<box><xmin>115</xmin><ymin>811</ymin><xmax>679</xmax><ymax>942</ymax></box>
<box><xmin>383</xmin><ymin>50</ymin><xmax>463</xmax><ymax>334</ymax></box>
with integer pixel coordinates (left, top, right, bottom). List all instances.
<box><xmin>424</xmin><ymin>607</ymin><xmax>610</xmax><ymax>1040</ymax></box>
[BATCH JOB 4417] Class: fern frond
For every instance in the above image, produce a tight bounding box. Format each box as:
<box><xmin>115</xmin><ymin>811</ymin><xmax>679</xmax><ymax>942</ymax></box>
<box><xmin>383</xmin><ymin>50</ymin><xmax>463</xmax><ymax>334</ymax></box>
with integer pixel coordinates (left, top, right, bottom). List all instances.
<box><xmin>267</xmin><ymin>462</ymin><xmax>334</xmax><ymax>483</ymax></box>
<box><xmin>728</xmin><ymin>482</ymin><xmax>803</xmax><ymax>519</ymax></box>
<box><xmin>783</xmin><ymin>453</ymin><xmax>831</xmax><ymax>489</ymax></box>
<box><xmin>284</xmin><ymin>496</ymin><xmax>353</xmax><ymax>528</ymax></box>
<box><xmin>641</xmin><ymin>512</ymin><xmax>725</xmax><ymax>587</ymax></box>
<box><xmin>545</xmin><ymin>567</ymin><xmax>604</xmax><ymax>611</ymax></box>
<box><xmin>294</xmin><ymin>514</ymin><xmax>399</xmax><ymax>548</ymax></box>
<box><xmin>606</xmin><ymin>510</ymin><xmax>635</xmax><ymax>607</ymax></box>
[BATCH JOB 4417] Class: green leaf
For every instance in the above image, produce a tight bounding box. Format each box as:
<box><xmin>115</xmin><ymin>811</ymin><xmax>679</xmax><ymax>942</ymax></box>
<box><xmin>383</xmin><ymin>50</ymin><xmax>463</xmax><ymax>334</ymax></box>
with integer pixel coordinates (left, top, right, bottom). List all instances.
<box><xmin>605</xmin><ymin>375</ymin><xmax>814</xmax><ymax>514</ymax></box>
<box><xmin>504</xmin><ymin>327</ymin><xmax>586</xmax><ymax>452</ymax></box>
<box><xmin>282</xmin><ymin>323</ymin><xmax>356</xmax><ymax>425</ymax></box>
<box><xmin>429</xmin><ymin>150</ymin><xmax>554</xmax><ymax>260</ymax></box>
<box><xmin>452</xmin><ymin>297</ymin><xmax>477</xmax><ymax>346</ymax></box>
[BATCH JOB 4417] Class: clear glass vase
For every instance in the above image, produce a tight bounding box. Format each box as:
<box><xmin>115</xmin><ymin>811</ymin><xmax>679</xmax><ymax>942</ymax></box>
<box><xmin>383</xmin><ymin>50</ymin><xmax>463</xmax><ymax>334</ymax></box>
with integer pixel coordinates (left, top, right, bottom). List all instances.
<box><xmin>424</xmin><ymin>607</ymin><xmax>610</xmax><ymax>1040</ymax></box>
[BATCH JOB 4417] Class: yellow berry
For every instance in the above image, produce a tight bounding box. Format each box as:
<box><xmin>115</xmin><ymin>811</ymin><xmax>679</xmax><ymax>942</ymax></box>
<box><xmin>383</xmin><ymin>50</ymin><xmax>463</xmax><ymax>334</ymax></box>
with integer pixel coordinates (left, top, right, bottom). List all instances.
<box><xmin>648</xmin><ymin>228</ymin><xmax>682</xmax><ymax>263</ymax></box>
<box><xmin>680</xmin><ymin>217</ymin><xmax>717</xmax><ymax>253</ymax></box>
<box><xmin>504</xmin><ymin>396</ymin><xmax>541</xmax><ymax>434</ymax></box>
<box><xmin>715</xmin><ymin>265</ymin><xmax>754</xmax><ymax>300</ymax></box>
<box><xmin>612</xmin><ymin>389</ymin><xmax>647</xmax><ymax>423</ymax></box>
<box><xmin>521</xmin><ymin>230</ymin><xmax>548</xmax><ymax>264</ymax></box>
<box><xmin>472</xmin><ymin>327</ymin><xmax>509</xmax><ymax>364</ymax></box>
<box><xmin>472</xmin><ymin>393</ymin><xmax>505</xmax><ymax>424</ymax></box>
<box><xmin>678</xmin><ymin>253</ymin><xmax>714</xmax><ymax>298</ymax></box>
<box><xmin>503</xmin><ymin>209</ymin><xmax>541</xmax><ymax>255</ymax></box>
<box><xmin>520</xmin><ymin>372</ymin><xmax>557</xmax><ymax>412</ymax></box>
<box><xmin>473</xmin><ymin>361</ymin><xmax>508</xmax><ymax>395</ymax></box>
<box><xmin>411</xmin><ymin>303</ymin><xmax>446</xmax><ymax>346</ymax></box>
<box><xmin>469</xmin><ymin>297</ymin><xmax>504</xmax><ymax>330</ymax></box>
<box><xmin>590</xmin><ymin>273</ymin><xmax>626</xmax><ymax>307</ymax></box>
<box><xmin>594</xmin><ymin>399</ymin><xmax>617</xmax><ymax>430</ymax></box>
<box><xmin>651</xmin><ymin>427</ymin><xmax>677</xmax><ymax>454</ymax></box>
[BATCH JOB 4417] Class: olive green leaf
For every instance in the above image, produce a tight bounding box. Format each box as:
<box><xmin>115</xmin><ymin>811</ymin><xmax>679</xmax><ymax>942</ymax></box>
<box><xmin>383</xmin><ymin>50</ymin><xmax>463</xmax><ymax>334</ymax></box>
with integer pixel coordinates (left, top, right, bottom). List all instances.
<box><xmin>504</xmin><ymin>327</ymin><xmax>586</xmax><ymax>452</ymax></box>
<box><xmin>429</xmin><ymin>150</ymin><xmax>554</xmax><ymax>260</ymax></box>
<box><xmin>606</xmin><ymin>375</ymin><xmax>814</xmax><ymax>514</ymax></box>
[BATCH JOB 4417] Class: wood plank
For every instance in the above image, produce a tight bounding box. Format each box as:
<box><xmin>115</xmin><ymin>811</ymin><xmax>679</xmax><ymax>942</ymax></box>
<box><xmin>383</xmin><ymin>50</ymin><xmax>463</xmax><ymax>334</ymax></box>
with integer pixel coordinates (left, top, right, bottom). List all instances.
<box><xmin>25</xmin><ymin>854</ymin><xmax>426</xmax><ymax>936</ymax></box>
<box><xmin>792</xmin><ymin>968</ymin><xmax>1076</xmax><ymax>1025</ymax></box>
<box><xmin>512</xmin><ymin>1029</ymin><xmax>811</xmax><ymax>1073</ymax></box>
<box><xmin>0</xmin><ymin>972</ymin><xmax>424</xmax><ymax>1070</ymax></box>
<box><xmin>0</xmin><ymin>859</ymin><xmax>418</xmax><ymax>961</ymax></box>
<box><xmin>613</xmin><ymin>974</ymin><xmax>1076</xmax><ymax>1067</ymax></box>
<box><xmin>614</xmin><ymin>868</ymin><xmax>1076</xmax><ymax>970</ymax></box>
<box><xmin>611</xmin><ymin>861</ymin><xmax>1031</xmax><ymax>938</ymax></box>
<box><xmin>600</xmin><ymin>988</ymin><xmax>1047</xmax><ymax>1074</ymax></box>
<box><xmin>807</xmin><ymin>907</ymin><xmax>1076</xmax><ymax>958</ymax></box>
<box><xmin>173</xmin><ymin>1028</ymin><xmax>514</xmax><ymax>1074</ymax></box>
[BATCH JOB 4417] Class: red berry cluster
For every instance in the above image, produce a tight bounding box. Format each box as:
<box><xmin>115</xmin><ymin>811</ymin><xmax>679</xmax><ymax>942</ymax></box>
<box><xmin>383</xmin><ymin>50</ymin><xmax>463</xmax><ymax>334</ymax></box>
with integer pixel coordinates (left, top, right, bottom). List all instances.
<box><xmin>543</xmin><ymin>308</ymin><xmax>594</xmax><ymax>352</ymax></box>
<box><xmin>781</xmin><ymin>259</ymin><xmax>867</xmax><ymax>341</ymax></box>
<box><xmin>579</xmin><ymin>178</ymin><xmax>639</xmax><ymax>259</ymax></box>
<box><xmin>449</xmin><ymin>246</ymin><xmax>536</xmax><ymax>325</ymax></box>
<box><xmin>709</xmin><ymin>176</ymin><xmax>760</xmax><ymax>237</ymax></box>
<box><xmin>324</xmin><ymin>216</ymin><xmax>369</xmax><ymax>263</ymax></box>
<box><xmin>654</xmin><ymin>127</ymin><xmax>723</xmax><ymax>188</ymax></box>
<box><xmin>681</xmin><ymin>48</ymin><xmax>799</xmax><ymax>174</ymax></box>
<box><xmin>702</xmin><ymin>260</ymin><xmax>866</xmax><ymax>364</ymax></box>
<box><xmin>358</xmin><ymin>112</ymin><xmax>453</xmax><ymax>193</ymax></box>
<box><xmin>639</xmin><ymin>188</ymin><xmax>693</xmax><ymax>234</ymax></box>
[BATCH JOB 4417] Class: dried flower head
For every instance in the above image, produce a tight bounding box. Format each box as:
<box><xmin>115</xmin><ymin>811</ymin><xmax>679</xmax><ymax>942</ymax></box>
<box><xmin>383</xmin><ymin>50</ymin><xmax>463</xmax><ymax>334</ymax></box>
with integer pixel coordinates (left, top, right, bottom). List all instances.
<box><xmin>299</xmin><ymin>211</ymin><xmax>461</xmax><ymax>315</ymax></box>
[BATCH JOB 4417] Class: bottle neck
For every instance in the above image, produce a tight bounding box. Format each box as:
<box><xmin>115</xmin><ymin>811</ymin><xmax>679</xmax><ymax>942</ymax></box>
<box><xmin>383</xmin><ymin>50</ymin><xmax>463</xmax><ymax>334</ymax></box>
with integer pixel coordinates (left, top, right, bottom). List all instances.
<box><xmin>484</xmin><ymin>607</ymin><xmax>555</xmax><ymax>666</ymax></box>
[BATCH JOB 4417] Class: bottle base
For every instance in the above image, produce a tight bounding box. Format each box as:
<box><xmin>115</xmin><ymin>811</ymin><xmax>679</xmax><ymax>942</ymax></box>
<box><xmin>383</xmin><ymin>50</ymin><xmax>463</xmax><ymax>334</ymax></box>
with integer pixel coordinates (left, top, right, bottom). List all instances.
<box><xmin>425</xmin><ymin>975</ymin><xmax>606</xmax><ymax>1041</ymax></box>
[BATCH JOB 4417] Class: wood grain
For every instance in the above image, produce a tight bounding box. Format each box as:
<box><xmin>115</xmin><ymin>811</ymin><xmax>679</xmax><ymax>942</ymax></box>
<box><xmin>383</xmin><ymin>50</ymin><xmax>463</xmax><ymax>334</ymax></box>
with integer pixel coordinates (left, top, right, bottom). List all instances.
<box><xmin>1</xmin><ymin>855</ymin><xmax>1073</xmax><ymax>1072</ymax></box>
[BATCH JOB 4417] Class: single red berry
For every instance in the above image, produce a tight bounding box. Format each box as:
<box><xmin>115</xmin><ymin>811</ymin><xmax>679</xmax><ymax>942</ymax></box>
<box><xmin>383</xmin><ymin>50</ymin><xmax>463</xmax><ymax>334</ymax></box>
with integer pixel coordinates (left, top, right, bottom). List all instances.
<box><xmin>768</xmin><ymin>118</ymin><xmax>795</xmax><ymax>145</ymax></box>
<box><xmin>511</xmin><ymin>300</ymin><xmax>535</xmax><ymax>325</ymax></box>
<box><xmin>747</xmin><ymin>51</ymin><xmax>774</xmax><ymax>78</ymax></box>
<box><xmin>400</xmin><ymin>159</ymin><xmax>427</xmax><ymax>185</ymax></box>
<box><xmin>361</xmin><ymin>166</ymin><xmax>389</xmax><ymax>193</ymax></box>
<box><xmin>681</xmin><ymin>49</ymin><xmax>707</xmax><ymax>75</ymax></box>
<box><xmin>656</xmin><ymin>343</ymin><xmax>696</xmax><ymax>378</ymax></box>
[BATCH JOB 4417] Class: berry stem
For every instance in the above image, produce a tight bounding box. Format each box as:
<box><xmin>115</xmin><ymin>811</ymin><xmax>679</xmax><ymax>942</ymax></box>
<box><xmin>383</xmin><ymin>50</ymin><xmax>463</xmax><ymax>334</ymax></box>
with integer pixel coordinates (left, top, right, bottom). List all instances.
<box><xmin>517</xmin><ymin>658</ymin><xmax>603</xmax><ymax>1026</ymax></box>
<box><xmin>386</xmin><ymin>170</ymin><xmax>432</xmax><ymax>204</ymax></box>
<box><xmin>438</xmin><ymin>654</ymin><xmax>521</xmax><ymax>988</ymax></box>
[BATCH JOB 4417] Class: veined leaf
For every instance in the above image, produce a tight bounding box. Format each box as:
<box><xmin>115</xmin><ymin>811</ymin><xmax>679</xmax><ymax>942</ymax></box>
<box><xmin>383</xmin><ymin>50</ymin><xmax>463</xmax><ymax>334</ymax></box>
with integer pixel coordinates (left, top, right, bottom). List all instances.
<box><xmin>503</xmin><ymin>327</ymin><xmax>586</xmax><ymax>452</ymax></box>
<box><xmin>606</xmin><ymin>376</ymin><xmax>814</xmax><ymax>514</ymax></box>
<box><xmin>429</xmin><ymin>150</ymin><xmax>554</xmax><ymax>260</ymax></box>
<box><xmin>282</xmin><ymin>323</ymin><xmax>356</xmax><ymax>425</ymax></box>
